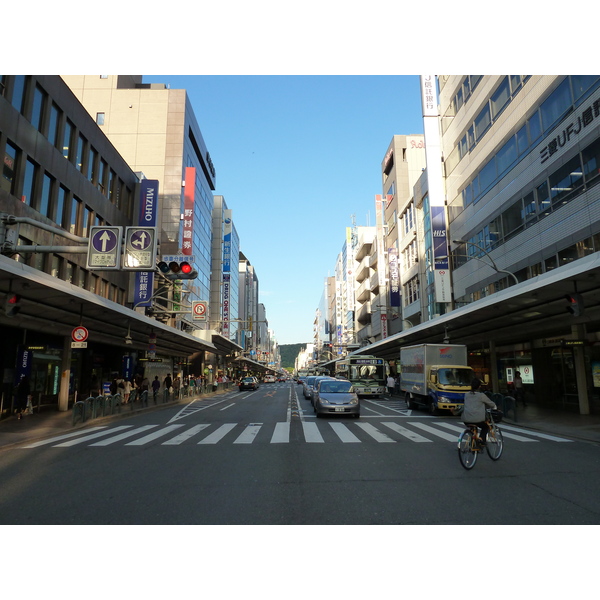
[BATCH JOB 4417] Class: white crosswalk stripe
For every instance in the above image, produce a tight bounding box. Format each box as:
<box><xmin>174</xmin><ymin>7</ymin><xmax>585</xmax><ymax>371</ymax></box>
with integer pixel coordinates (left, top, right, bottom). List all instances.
<box><xmin>17</xmin><ymin>419</ymin><xmax>574</xmax><ymax>448</ymax></box>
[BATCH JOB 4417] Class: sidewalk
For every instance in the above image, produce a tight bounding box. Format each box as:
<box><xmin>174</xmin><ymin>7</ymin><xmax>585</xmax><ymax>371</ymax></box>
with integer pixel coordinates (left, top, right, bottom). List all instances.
<box><xmin>2</xmin><ymin>393</ymin><xmax>600</xmax><ymax>450</ymax></box>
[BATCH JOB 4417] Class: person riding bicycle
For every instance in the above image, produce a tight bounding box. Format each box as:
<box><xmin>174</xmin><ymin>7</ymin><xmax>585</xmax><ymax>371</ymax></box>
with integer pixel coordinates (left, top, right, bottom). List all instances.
<box><xmin>462</xmin><ymin>378</ymin><xmax>497</xmax><ymax>448</ymax></box>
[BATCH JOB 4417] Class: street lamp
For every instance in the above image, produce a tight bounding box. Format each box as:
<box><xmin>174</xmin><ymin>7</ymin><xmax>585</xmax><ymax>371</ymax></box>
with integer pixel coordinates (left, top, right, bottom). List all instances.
<box><xmin>452</xmin><ymin>240</ymin><xmax>519</xmax><ymax>286</ymax></box>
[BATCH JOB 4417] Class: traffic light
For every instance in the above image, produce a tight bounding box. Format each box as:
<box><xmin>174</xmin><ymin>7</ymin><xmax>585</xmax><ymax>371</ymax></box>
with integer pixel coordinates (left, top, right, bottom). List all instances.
<box><xmin>4</xmin><ymin>293</ymin><xmax>22</xmax><ymax>317</ymax></box>
<box><xmin>157</xmin><ymin>261</ymin><xmax>198</xmax><ymax>280</ymax></box>
<box><xmin>565</xmin><ymin>292</ymin><xmax>584</xmax><ymax>316</ymax></box>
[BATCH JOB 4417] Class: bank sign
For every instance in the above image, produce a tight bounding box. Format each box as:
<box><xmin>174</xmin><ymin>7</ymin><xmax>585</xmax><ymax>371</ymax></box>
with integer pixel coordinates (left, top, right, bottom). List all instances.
<box><xmin>134</xmin><ymin>180</ymin><xmax>159</xmax><ymax>307</ymax></box>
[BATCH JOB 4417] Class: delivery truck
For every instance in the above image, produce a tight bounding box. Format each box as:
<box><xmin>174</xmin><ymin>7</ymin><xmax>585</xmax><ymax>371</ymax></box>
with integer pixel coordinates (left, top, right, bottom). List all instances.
<box><xmin>400</xmin><ymin>344</ymin><xmax>474</xmax><ymax>414</ymax></box>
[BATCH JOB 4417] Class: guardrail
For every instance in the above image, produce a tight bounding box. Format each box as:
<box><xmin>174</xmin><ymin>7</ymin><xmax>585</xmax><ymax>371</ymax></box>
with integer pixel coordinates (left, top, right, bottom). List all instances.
<box><xmin>71</xmin><ymin>382</ymin><xmax>236</xmax><ymax>426</ymax></box>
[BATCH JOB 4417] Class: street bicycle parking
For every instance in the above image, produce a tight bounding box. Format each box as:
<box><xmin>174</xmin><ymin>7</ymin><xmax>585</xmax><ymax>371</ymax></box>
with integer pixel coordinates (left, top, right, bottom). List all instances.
<box><xmin>457</xmin><ymin>408</ymin><xmax>504</xmax><ymax>470</ymax></box>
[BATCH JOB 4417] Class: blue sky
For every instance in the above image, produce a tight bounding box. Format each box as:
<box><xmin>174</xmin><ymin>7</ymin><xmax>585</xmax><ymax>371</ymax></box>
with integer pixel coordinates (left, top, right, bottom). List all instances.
<box><xmin>144</xmin><ymin>75</ymin><xmax>425</xmax><ymax>344</ymax></box>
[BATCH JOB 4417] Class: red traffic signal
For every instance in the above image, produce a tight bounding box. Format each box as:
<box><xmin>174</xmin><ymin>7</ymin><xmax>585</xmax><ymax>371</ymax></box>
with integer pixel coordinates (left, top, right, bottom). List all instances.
<box><xmin>4</xmin><ymin>293</ymin><xmax>22</xmax><ymax>317</ymax></box>
<box><xmin>565</xmin><ymin>293</ymin><xmax>584</xmax><ymax>317</ymax></box>
<box><xmin>157</xmin><ymin>261</ymin><xmax>198</xmax><ymax>280</ymax></box>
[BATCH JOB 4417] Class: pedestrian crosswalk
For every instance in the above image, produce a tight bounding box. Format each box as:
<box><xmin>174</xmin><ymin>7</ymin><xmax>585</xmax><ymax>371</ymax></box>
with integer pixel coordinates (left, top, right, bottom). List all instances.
<box><xmin>18</xmin><ymin>419</ymin><xmax>573</xmax><ymax>449</ymax></box>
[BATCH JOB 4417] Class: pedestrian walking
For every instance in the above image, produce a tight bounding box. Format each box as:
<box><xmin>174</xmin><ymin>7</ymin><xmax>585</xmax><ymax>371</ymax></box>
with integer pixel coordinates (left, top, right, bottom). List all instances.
<box><xmin>151</xmin><ymin>376</ymin><xmax>160</xmax><ymax>404</ymax></box>
<box><xmin>164</xmin><ymin>373</ymin><xmax>173</xmax><ymax>401</ymax></box>
<box><xmin>513</xmin><ymin>371</ymin><xmax>526</xmax><ymax>407</ymax></box>
<box><xmin>123</xmin><ymin>379</ymin><xmax>132</xmax><ymax>404</ymax></box>
<box><xmin>15</xmin><ymin>375</ymin><xmax>30</xmax><ymax>420</ymax></box>
<box><xmin>173</xmin><ymin>375</ymin><xmax>181</xmax><ymax>399</ymax></box>
<box><xmin>387</xmin><ymin>374</ymin><xmax>396</xmax><ymax>396</ymax></box>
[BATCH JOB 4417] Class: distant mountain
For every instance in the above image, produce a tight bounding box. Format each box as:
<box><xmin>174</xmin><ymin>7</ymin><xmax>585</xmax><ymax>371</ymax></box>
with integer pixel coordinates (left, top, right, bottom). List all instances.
<box><xmin>279</xmin><ymin>343</ymin><xmax>306</xmax><ymax>370</ymax></box>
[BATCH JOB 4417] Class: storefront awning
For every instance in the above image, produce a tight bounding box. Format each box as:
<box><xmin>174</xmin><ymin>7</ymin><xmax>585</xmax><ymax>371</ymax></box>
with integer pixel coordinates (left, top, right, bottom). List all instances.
<box><xmin>0</xmin><ymin>254</ymin><xmax>217</xmax><ymax>357</ymax></box>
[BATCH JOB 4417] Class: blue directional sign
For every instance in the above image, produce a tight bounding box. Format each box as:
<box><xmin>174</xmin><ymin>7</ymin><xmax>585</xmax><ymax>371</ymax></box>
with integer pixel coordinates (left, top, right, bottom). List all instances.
<box><xmin>87</xmin><ymin>226</ymin><xmax>123</xmax><ymax>270</ymax></box>
<box><xmin>123</xmin><ymin>226</ymin><xmax>157</xmax><ymax>270</ymax></box>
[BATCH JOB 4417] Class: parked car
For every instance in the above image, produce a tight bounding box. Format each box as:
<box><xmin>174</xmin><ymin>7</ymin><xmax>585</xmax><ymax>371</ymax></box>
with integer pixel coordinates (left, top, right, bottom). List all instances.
<box><xmin>264</xmin><ymin>375</ymin><xmax>276</xmax><ymax>383</ymax></box>
<box><xmin>238</xmin><ymin>377</ymin><xmax>260</xmax><ymax>391</ymax></box>
<box><xmin>313</xmin><ymin>379</ymin><xmax>360</xmax><ymax>418</ymax></box>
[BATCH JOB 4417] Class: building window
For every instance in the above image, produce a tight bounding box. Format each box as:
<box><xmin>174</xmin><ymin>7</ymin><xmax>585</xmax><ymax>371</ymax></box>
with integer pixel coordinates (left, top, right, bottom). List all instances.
<box><xmin>11</xmin><ymin>75</ymin><xmax>26</xmax><ymax>112</ymax></box>
<box><xmin>1</xmin><ymin>141</ymin><xmax>18</xmax><ymax>195</ymax></box>
<box><xmin>70</xmin><ymin>197</ymin><xmax>81</xmax><ymax>235</ymax></box>
<box><xmin>96</xmin><ymin>112</ymin><xmax>105</xmax><ymax>125</ymax></box>
<box><xmin>76</xmin><ymin>134</ymin><xmax>85</xmax><ymax>172</ymax></box>
<box><xmin>55</xmin><ymin>185</ymin><xmax>67</xmax><ymax>227</ymax></box>
<box><xmin>87</xmin><ymin>147</ymin><xmax>97</xmax><ymax>182</ymax></box>
<box><xmin>22</xmin><ymin>158</ymin><xmax>37</xmax><ymax>206</ymax></box>
<box><xmin>30</xmin><ymin>84</ymin><xmax>47</xmax><ymax>132</ymax></box>
<box><xmin>40</xmin><ymin>172</ymin><xmax>53</xmax><ymax>217</ymax></box>
<box><xmin>63</xmin><ymin>120</ymin><xmax>73</xmax><ymax>160</ymax></box>
<box><xmin>48</xmin><ymin>103</ymin><xmax>60</xmax><ymax>147</ymax></box>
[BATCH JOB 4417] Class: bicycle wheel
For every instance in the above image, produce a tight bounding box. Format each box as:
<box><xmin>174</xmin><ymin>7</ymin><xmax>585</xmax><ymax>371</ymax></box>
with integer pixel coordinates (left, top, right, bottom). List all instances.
<box><xmin>486</xmin><ymin>425</ymin><xmax>504</xmax><ymax>461</ymax></box>
<box><xmin>458</xmin><ymin>429</ymin><xmax>478</xmax><ymax>470</ymax></box>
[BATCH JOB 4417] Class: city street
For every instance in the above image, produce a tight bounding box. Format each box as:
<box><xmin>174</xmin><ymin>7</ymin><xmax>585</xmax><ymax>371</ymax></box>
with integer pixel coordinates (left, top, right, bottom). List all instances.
<box><xmin>1</xmin><ymin>381</ymin><xmax>600</xmax><ymax>525</ymax></box>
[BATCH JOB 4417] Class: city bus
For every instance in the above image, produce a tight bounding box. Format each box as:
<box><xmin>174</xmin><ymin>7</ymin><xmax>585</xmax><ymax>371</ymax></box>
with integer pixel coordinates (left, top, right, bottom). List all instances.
<box><xmin>334</xmin><ymin>355</ymin><xmax>388</xmax><ymax>398</ymax></box>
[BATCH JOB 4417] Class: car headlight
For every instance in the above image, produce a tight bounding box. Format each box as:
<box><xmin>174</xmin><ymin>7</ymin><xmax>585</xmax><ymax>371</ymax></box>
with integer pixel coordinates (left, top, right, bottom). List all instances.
<box><xmin>318</xmin><ymin>396</ymin><xmax>330</xmax><ymax>405</ymax></box>
<box><xmin>349</xmin><ymin>397</ymin><xmax>358</xmax><ymax>405</ymax></box>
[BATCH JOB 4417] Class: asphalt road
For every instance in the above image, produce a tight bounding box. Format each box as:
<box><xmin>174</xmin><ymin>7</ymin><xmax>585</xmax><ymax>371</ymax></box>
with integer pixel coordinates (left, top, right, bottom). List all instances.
<box><xmin>2</xmin><ymin>381</ymin><xmax>600</xmax><ymax>525</ymax></box>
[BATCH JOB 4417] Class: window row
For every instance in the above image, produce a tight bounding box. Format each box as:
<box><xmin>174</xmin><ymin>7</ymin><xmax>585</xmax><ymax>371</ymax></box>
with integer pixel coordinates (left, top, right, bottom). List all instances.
<box><xmin>458</xmin><ymin>75</ymin><xmax>600</xmax><ymax>208</ymax></box>
<box><xmin>1</xmin><ymin>75</ymin><xmax>134</xmax><ymax>215</ymax></box>
<box><xmin>456</xmin><ymin>233</ymin><xmax>600</xmax><ymax>306</ymax></box>
<box><xmin>1</xmin><ymin>137</ymin><xmax>127</xmax><ymax>237</ymax></box>
<box><xmin>403</xmin><ymin>276</ymin><xmax>419</xmax><ymax>307</ymax></box>
<box><xmin>456</xmin><ymin>132</ymin><xmax>600</xmax><ymax>262</ymax></box>
<box><xmin>441</xmin><ymin>75</ymin><xmax>483</xmax><ymax>131</ymax></box>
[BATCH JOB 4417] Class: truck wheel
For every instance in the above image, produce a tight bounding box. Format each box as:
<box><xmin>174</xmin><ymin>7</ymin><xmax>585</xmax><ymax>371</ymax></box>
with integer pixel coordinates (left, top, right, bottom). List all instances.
<box><xmin>405</xmin><ymin>393</ymin><xmax>413</xmax><ymax>409</ymax></box>
<box><xmin>428</xmin><ymin>401</ymin><xmax>438</xmax><ymax>415</ymax></box>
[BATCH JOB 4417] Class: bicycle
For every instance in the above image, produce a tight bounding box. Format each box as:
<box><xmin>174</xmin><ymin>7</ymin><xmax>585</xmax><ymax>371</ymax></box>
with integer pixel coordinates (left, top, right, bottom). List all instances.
<box><xmin>457</xmin><ymin>408</ymin><xmax>504</xmax><ymax>470</ymax></box>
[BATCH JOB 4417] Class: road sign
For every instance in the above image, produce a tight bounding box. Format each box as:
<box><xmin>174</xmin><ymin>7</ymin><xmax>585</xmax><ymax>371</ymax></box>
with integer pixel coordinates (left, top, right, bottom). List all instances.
<box><xmin>87</xmin><ymin>226</ymin><xmax>122</xmax><ymax>270</ymax></box>
<box><xmin>72</xmin><ymin>326</ymin><xmax>89</xmax><ymax>342</ymax></box>
<box><xmin>192</xmin><ymin>301</ymin><xmax>208</xmax><ymax>321</ymax></box>
<box><xmin>123</xmin><ymin>227</ymin><xmax>157</xmax><ymax>270</ymax></box>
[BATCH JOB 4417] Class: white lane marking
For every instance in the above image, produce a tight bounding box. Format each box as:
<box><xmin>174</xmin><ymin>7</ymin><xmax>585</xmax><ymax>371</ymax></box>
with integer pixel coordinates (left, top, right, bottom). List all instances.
<box><xmin>198</xmin><ymin>423</ymin><xmax>237</xmax><ymax>444</ymax></box>
<box><xmin>361</xmin><ymin>404</ymin><xmax>386</xmax><ymax>416</ymax></box>
<box><xmin>355</xmin><ymin>422</ymin><xmax>395</xmax><ymax>443</ymax></box>
<box><xmin>53</xmin><ymin>426</ymin><xmax>133</xmax><ymax>447</ymax></box>
<box><xmin>408</xmin><ymin>422</ymin><xmax>460</xmax><ymax>442</ymax></box>
<box><xmin>271</xmin><ymin>422</ymin><xmax>290</xmax><ymax>443</ymax></box>
<box><xmin>89</xmin><ymin>425</ymin><xmax>159</xmax><ymax>446</ymax></box>
<box><xmin>329</xmin><ymin>422</ymin><xmax>361</xmax><ymax>443</ymax></box>
<box><xmin>302</xmin><ymin>421</ymin><xmax>324</xmax><ymax>443</ymax></box>
<box><xmin>20</xmin><ymin>427</ymin><xmax>108</xmax><ymax>448</ymax></box>
<box><xmin>162</xmin><ymin>424</ymin><xmax>211</xmax><ymax>445</ymax></box>
<box><xmin>167</xmin><ymin>397</ymin><xmax>234</xmax><ymax>423</ymax></box>
<box><xmin>220</xmin><ymin>404</ymin><xmax>236</xmax><ymax>411</ymax></box>
<box><xmin>125</xmin><ymin>424</ymin><xmax>185</xmax><ymax>445</ymax></box>
<box><xmin>498</xmin><ymin>423</ymin><xmax>573</xmax><ymax>442</ymax></box>
<box><xmin>435</xmin><ymin>421</ymin><xmax>540</xmax><ymax>443</ymax></box>
<box><xmin>381</xmin><ymin>422</ymin><xmax>433</xmax><ymax>443</ymax></box>
<box><xmin>234</xmin><ymin>424</ymin><xmax>263</xmax><ymax>444</ymax></box>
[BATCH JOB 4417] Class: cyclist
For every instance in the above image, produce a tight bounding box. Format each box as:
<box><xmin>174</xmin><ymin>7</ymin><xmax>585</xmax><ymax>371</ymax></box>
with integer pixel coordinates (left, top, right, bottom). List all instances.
<box><xmin>462</xmin><ymin>378</ymin><xmax>497</xmax><ymax>448</ymax></box>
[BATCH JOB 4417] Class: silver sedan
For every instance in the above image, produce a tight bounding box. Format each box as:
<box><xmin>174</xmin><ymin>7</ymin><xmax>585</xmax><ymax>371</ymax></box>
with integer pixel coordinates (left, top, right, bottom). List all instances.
<box><xmin>313</xmin><ymin>379</ymin><xmax>360</xmax><ymax>418</ymax></box>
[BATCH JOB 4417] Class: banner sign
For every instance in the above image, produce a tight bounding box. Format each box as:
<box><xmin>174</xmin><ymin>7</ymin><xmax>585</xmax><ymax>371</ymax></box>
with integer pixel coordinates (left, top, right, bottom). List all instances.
<box><xmin>182</xmin><ymin>167</ymin><xmax>195</xmax><ymax>256</ymax></box>
<box><xmin>388</xmin><ymin>247</ymin><xmax>400</xmax><ymax>307</ymax></box>
<box><xmin>134</xmin><ymin>179</ymin><xmax>159</xmax><ymax>306</ymax></box>
<box><xmin>431</xmin><ymin>206</ymin><xmax>451</xmax><ymax>303</ymax></box>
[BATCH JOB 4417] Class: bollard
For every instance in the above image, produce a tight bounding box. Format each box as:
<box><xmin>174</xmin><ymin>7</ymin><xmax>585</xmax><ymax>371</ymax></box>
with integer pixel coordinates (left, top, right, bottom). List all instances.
<box><xmin>140</xmin><ymin>390</ymin><xmax>148</xmax><ymax>407</ymax></box>
<box><xmin>72</xmin><ymin>400</ymin><xmax>87</xmax><ymax>426</ymax></box>
<box><xmin>109</xmin><ymin>393</ymin><xmax>122</xmax><ymax>415</ymax></box>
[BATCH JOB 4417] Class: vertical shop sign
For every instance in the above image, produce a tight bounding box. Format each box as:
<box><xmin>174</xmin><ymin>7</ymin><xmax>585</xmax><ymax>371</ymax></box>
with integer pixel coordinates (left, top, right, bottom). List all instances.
<box><xmin>388</xmin><ymin>248</ymin><xmax>400</xmax><ymax>307</ymax></box>
<box><xmin>134</xmin><ymin>179</ymin><xmax>159</xmax><ymax>307</ymax></box>
<box><xmin>182</xmin><ymin>168</ymin><xmax>195</xmax><ymax>256</ymax></box>
<box><xmin>222</xmin><ymin>210</ymin><xmax>232</xmax><ymax>337</ymax></box>
<box><xmin>431</xmin><ymin>206</ymin><xmax>451</xmax><ymax>303</ymax></box>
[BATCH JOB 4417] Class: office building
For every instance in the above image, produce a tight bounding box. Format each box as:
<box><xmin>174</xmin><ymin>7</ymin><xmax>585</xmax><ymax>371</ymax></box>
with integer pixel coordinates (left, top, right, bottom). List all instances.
<box><xmin>0</xmin><ymin>75</ymin><xmax>216</xmax><ymax>415</ymax></box>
